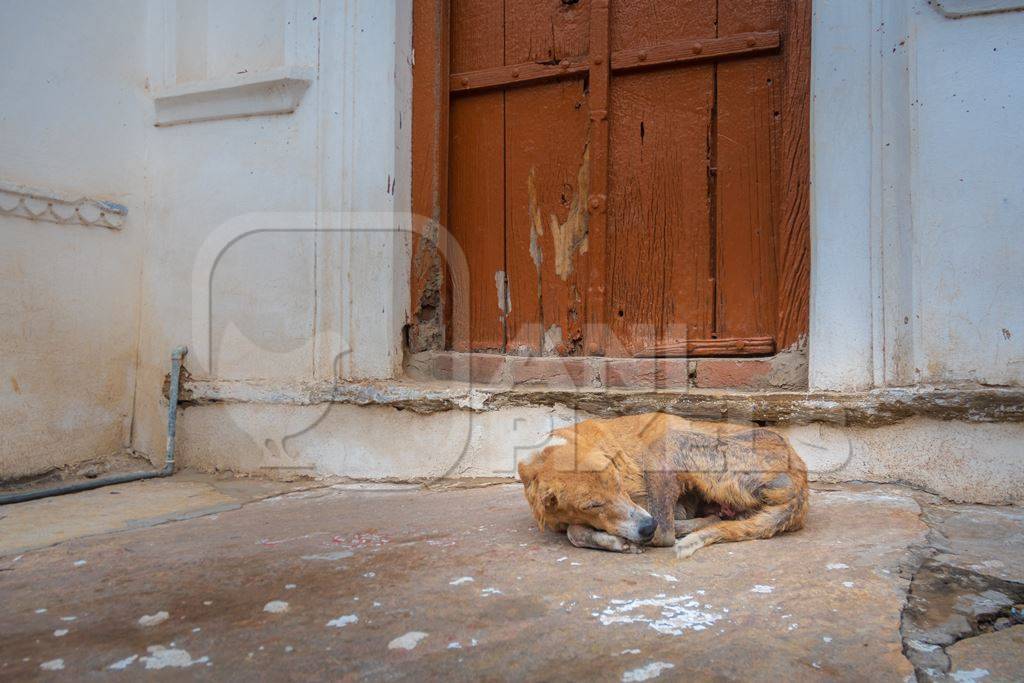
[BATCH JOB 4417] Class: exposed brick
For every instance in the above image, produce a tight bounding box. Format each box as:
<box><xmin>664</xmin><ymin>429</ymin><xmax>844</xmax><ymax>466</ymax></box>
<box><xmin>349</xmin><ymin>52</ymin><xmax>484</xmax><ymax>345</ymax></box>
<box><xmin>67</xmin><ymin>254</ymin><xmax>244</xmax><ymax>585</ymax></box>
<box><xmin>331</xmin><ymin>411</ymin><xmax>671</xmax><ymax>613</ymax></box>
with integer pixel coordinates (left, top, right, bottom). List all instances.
<box><xmin>601</xmin><ymin>359</ymin><xmax>691</xmax><ymax>389</ymax></box>
<box><xmin>431</xmin><ymin>353</ymin><xmax>506</xmax><ymax>384</ymax></box>
<box><xmin>694</xmin><ymin>359</ymin><xmax>773</xmax><ymax>389</ymax></box>
<box><xmin>509</xmin><ymin>357</ymin><xmax>594</xmax><ymax>388</ymax></box>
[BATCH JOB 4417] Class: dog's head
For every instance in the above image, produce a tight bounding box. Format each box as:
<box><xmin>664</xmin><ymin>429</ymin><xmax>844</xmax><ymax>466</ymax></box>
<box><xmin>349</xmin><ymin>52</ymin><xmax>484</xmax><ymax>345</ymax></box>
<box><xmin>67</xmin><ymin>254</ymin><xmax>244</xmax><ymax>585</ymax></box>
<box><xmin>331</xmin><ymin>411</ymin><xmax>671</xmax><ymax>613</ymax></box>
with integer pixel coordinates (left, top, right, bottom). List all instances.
<box><xmin>517</xmin><ymin>432</ymin><xmax>656</xmax><ymax>543</ymax></box>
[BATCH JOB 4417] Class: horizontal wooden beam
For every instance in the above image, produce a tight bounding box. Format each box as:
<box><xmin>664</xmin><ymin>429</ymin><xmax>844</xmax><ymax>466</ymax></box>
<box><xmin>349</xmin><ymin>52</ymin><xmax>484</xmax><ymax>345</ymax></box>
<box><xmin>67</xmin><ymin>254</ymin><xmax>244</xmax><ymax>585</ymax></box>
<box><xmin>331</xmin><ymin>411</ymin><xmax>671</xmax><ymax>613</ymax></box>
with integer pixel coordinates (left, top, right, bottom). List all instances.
<box><xmin>450</xmin><ymin>57</ymin><xmax>588</xmax><ymax>94</ymax></box>
<box><xmin>450</xmin><ymin>31</ymin><xmax>780</xmax><ymax>95</ymax></box>
<box><xmin>611</xmin><ymin>31</ymin><xmax>779</xmax><ymax>74</ymax></box>
<box><xmin>634</xmin><ymin>336</ymin><xmax>776</xmax><ymax>358</ymax></box>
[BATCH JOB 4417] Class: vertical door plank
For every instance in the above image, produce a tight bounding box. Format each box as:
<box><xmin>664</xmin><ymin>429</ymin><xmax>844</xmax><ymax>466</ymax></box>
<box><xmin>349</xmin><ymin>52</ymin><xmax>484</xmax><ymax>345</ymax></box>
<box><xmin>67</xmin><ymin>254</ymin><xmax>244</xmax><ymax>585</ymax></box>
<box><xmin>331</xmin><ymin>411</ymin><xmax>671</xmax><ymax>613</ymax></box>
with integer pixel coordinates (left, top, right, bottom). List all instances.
<box><xmin>715</xmin><ymin>0</ymin><xmax>780</xmax><ymax>340</ymax></box>
<box><xmin>607</xmin><ymin>0</ymin><xmax>717</xmax><ymax>355</ymax></box>
<box><xmin>504</xmin><ymin>0</ymin><xmax>591</xmax><ymax>355</ymax></box>
<box><xmin>775</xmin><ymin>0</ymin><xmax>811</xmax><ymax>349</ymax></box>
<box><xmin>504</xmin><ymin>80</ymin><xmax>590</xmax><ymax>355</ymax></box>
<box><xmin>448</xmin><ymin>0</ymin><xmax>506</xmax><ymax>351</ymax></box>
<box><xmin>585</xmin><ymin>0</ymin><xmax>610</xmax><ymax>355</ymax></box>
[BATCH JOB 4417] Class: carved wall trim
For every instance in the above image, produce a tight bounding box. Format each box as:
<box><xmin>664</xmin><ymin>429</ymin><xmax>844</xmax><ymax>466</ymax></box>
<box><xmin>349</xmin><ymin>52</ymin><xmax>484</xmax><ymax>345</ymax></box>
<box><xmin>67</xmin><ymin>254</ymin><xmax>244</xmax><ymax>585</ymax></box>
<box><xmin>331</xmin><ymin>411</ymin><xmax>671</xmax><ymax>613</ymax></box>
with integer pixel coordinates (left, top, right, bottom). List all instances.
<box><xmin>0</xmin><ymin>181</ymin><xmax>127</xmax><ymax>230</ymax></box>
<box><xmin>931</xmin><ymin>0</ymin><xmax>1024</xmax><ymax>18</ymax></box>
<box><xmin>151</xmin><ymin>66</ymin><xmax>315</xmax><ymax>127</ymax></box>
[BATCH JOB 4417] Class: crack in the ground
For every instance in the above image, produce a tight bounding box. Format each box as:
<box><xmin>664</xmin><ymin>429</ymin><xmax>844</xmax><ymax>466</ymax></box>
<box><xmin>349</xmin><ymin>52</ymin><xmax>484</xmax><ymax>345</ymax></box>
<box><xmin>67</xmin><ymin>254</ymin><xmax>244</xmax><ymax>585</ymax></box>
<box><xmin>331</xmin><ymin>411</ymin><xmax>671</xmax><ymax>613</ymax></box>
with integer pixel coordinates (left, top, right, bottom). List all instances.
<box><xmin>899</xmin><ymin>503</ymin><xmax>1024</xmax><ymax>682</ymax></box>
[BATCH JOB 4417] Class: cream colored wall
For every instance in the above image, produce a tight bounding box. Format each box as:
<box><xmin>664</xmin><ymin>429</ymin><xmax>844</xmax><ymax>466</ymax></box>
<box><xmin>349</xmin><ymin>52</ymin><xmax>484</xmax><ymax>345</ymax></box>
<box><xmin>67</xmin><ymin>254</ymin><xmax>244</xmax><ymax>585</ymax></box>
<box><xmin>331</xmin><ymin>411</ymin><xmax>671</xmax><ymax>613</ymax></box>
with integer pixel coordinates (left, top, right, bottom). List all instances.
<box><xmin>0</xmin><ymin>1</ymin><xmax>149</xmax><ymax>479</ymax></box>
<box><xmin>810</xmin><ymin>0</ymin><xmax>1024</xmax><ymax>390</ymax></box>
<box><xmin>129</xmin><ymin>0</ymin><xmax>411</xmax><ymax>459</ymax></box>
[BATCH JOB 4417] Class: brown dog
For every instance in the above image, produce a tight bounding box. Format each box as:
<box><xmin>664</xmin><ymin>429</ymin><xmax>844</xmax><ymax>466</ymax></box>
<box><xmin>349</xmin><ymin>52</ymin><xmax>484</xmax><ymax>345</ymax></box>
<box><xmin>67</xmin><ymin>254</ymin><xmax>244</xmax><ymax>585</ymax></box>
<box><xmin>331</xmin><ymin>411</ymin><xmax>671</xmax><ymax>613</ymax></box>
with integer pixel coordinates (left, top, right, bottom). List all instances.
<box><xmin>517</xmin><ymin>414</ymin><xmax>809</xmax><ymax>558</ymax></box>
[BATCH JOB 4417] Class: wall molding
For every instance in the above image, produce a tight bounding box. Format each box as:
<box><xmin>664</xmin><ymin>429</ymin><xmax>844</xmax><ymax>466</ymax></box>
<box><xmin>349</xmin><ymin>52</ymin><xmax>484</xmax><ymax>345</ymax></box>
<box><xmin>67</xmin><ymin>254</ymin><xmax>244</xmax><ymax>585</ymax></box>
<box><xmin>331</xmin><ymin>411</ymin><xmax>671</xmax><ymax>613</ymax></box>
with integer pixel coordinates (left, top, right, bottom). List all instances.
<box><xmin>931</xmin><ymin>0</ymin><xmax>1024</xmax><ymax>18</ymax></box>
<box><xmin>0</xmin><ymin>181</ymin><xmax>127</xmax><ymax>229</ymax></box>
<box><xmin>151</xmin><ymin>66</ymin><xmax>314</xmax><ymax>127</ymax></box>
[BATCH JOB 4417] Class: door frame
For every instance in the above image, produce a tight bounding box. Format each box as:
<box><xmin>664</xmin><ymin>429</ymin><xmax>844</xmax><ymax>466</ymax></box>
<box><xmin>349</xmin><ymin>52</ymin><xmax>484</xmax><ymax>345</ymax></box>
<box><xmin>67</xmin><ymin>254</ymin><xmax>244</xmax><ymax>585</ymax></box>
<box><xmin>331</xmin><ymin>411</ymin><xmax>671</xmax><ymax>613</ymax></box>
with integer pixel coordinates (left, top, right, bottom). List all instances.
<box><xmin>408</xmin><ymin>0</ymin><xmax>810</xmax><ymax>360</ymax></box>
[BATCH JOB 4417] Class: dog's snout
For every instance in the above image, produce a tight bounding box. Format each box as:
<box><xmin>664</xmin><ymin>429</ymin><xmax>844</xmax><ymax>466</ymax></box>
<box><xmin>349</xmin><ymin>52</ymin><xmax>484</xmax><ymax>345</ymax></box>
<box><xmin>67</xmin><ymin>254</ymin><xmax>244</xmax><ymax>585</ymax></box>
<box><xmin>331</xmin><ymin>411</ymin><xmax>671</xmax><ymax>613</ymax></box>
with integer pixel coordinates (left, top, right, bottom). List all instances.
<box><xmin>638</xmin><ymin>516</ymin><xmax>657</xmax><ymax>541</ymax></box>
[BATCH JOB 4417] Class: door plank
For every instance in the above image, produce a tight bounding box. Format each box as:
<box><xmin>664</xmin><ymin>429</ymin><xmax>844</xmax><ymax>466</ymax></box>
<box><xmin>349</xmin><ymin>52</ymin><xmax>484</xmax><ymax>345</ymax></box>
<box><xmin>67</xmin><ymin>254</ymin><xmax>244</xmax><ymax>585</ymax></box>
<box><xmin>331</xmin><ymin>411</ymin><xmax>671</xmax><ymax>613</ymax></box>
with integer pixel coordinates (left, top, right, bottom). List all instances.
<box><xmin>715</xmin><ymin>0</ymin><xmax>781</xmax><ymax>340</ymax></box>
<box><xmin>504</xmin><ymin>0</ymin><xmax>591</xmax><ymax>355</ymax></box>
<box><xmin>607</xmin><ymin>0</ymin><xmax>717</xmax><ymax>355</ymax></box>
<box><xmin>448</xmin><ymin>0</ymin><xmax>506</xmax><ymax>351</ymax></box>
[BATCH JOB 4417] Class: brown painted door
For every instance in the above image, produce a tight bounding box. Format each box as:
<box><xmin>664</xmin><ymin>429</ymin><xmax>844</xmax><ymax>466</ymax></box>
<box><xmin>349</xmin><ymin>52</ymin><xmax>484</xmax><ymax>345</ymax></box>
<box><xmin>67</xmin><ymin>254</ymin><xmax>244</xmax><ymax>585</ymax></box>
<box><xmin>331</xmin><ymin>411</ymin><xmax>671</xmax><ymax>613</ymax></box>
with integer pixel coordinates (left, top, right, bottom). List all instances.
<box><xmin>441</xmin><ymin>0</ymin><xmax>808</xmax><ymax>357</ymax></box>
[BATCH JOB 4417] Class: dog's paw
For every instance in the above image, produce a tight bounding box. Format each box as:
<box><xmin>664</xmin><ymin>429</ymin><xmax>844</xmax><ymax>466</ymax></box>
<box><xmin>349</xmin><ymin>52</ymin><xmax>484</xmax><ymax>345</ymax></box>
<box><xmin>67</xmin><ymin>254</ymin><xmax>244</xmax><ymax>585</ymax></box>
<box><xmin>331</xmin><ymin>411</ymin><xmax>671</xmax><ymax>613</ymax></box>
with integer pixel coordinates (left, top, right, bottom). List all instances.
<box><xmin>674</xmin><ymin>534</ymin><xmax>704</xmax><ymax>559</ymax></box>
<box><xmin>609</xmin><ymin>537</ymin><xmax>645</xmax><ymax>554</ymax></box>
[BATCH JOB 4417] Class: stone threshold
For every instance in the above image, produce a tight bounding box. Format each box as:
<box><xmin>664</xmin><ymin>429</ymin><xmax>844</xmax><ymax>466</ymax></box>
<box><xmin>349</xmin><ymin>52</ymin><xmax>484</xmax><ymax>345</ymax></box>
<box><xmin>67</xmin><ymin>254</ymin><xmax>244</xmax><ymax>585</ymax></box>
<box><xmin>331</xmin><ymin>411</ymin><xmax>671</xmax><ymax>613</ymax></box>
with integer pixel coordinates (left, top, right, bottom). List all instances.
<box><xmin>178</xmin><ymin>378</ymin><xmax>1024</xmax><ymax>428</ymax></box>
<box><xmin>403</xmin><ymin>349</ymin><xmax>808</xmax><ymax>391</ymax></box>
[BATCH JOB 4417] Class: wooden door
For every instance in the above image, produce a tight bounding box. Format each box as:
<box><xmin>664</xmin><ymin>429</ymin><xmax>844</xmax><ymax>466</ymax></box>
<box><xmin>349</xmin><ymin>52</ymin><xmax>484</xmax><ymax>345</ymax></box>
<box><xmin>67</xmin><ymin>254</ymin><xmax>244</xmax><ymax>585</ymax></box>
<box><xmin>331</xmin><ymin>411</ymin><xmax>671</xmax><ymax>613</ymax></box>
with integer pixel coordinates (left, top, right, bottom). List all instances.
<box><xmin>412</xmin><ymin>0</ymin><xmax>809</xmax><ymax>358</ymax></box>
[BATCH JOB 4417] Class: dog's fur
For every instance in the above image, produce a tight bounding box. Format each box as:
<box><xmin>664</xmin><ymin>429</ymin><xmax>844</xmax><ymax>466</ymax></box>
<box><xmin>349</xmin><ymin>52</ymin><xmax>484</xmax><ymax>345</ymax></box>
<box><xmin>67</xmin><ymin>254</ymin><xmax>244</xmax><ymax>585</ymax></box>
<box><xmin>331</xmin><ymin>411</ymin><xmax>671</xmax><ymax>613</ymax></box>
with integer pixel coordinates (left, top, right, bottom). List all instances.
<box><xmin>517</xmin><ymin>414</ymin><xmax>809</xmax><ymax>558</ymax></box>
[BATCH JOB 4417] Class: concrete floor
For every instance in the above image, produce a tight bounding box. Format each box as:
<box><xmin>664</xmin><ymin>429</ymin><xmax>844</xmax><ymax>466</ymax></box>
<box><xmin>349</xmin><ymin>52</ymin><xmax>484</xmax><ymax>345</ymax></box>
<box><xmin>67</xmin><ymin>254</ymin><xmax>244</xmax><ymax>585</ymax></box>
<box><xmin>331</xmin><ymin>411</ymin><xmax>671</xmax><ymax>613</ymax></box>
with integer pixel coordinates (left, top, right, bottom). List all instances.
<box><xmin>1</xmin><ymin>476</ymin><xmax>1022</xmax><ymax>682</ymax></box>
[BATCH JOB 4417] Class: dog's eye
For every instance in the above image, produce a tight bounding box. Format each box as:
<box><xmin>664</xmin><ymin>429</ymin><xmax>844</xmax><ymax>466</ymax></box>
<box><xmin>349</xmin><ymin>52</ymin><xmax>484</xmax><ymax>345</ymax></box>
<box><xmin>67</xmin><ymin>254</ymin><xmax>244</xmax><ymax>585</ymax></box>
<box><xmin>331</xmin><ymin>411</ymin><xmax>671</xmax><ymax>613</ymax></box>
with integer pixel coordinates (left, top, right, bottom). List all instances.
<box><xmin>582</xmin><ymin>501</ymin><xmax>605</xmax><ymax>510</ymax></box>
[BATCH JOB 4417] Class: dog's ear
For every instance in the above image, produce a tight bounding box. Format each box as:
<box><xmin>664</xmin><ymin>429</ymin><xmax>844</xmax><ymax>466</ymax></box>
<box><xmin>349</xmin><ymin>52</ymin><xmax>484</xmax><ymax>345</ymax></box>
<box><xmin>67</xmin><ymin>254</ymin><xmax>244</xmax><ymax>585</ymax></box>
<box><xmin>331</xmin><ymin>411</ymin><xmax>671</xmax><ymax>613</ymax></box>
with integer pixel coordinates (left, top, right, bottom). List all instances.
<box><xmin>517</xmin><ymin>459</ymin><xmax>535</xmax><ymax>484</ymax></box>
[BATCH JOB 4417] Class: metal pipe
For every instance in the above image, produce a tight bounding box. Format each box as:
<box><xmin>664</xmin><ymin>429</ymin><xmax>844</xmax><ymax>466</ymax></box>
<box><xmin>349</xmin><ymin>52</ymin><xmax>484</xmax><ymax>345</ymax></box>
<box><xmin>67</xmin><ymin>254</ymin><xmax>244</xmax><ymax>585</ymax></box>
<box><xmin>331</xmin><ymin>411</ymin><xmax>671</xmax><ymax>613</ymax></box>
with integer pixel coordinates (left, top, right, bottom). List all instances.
<box><xmin>0</xmin><ymin>346</ymin><xmax>188</xmax><ymax>506</ymax></box>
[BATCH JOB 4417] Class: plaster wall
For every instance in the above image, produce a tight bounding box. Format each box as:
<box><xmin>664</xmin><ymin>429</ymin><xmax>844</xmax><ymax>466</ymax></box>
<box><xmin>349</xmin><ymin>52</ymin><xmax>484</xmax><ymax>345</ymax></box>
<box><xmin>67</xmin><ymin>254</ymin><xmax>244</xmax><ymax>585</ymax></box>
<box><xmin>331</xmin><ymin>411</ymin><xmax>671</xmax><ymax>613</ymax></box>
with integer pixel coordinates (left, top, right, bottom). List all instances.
<box><xmin>130</xmin><ymin>0</ymin><xmax>412</xmax><ymax>459</ymax></box>
<box><xmin>174</xmin><ymin>402</ymin><xmax>1024</xmax><ymax>504</ymax></box>
<box><xmin>0</xmin><ymin>1</ymin><xmax>149</xmax><ymax>478</ymax></box>
<box><xmin>810</xmin><ymin>0</ymin><xmax>1024</xmax><ymax>390</ymax></box>
<box><xmin>2</xmin><ymin>0</ymin><xmax>1021</xmax><ymax>504</ymax></box>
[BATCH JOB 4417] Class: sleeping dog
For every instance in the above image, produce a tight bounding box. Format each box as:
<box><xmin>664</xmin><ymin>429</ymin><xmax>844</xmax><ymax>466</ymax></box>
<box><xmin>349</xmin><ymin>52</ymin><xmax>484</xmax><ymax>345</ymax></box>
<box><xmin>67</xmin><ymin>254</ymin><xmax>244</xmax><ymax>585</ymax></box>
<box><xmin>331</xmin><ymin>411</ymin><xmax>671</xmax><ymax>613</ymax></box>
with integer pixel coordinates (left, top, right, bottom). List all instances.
<box><xmin>517</xmin><ymin>414</ymin><xmax>809</xmax><ymax>558</ymax></box>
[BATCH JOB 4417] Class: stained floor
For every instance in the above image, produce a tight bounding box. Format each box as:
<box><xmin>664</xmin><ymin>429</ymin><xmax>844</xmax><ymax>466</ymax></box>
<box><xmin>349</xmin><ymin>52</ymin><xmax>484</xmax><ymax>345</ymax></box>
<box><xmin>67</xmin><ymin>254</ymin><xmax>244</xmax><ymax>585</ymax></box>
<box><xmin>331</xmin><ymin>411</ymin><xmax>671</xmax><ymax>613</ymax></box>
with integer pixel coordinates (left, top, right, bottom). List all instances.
<box><xmin>1</xmin><ymin>476</ymin><xmax>1021</xmax><ymax>681</ymax></box>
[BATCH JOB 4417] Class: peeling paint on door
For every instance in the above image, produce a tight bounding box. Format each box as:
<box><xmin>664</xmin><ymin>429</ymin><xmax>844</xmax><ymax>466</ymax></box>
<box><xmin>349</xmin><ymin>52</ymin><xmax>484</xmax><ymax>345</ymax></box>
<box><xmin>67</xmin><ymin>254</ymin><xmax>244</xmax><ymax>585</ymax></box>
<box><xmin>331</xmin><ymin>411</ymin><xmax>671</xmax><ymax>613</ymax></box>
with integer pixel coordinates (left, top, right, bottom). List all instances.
<box><xmin>495</xmin><ymin>270</ymin><xmax>511</xmax><ymax>316</ymax></box>
<box><xmin>548</xmin><ymin>144</ymin><xmax>589</xmax><ymax>281</ymax></box>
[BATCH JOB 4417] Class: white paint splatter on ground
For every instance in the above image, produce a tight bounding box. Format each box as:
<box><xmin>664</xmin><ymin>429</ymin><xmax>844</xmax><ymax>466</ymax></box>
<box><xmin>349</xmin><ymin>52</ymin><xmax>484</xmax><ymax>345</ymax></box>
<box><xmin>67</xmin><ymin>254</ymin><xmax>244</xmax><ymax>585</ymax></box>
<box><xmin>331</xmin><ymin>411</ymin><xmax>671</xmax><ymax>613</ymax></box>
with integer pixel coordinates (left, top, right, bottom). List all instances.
<box><xmin>556</xmin><ymin>557</ymin><xmax>568</xmax><ymax>562</ymax></box>
<box><xmin>326</xmin><ymin>615</ymin><xmax>358</xmax><ymax>628</ymax></box>
<box><xmin>449</xmin><ymin>577</ymin><xmax>474</xmax><ymax>586</ymax></box>
<box><xmin>285</xmin><ymin>584</ymin><xmax>297</xmax><ymax>590</ymax></box>
<box><xmin>750</xmin><ymin>585</ymin><xmax>774</xmax><ymax>594</ymax></box>
<box><xmin>34</xmin><ymin>608</ymin><xmax>47</xmax><ymax>614</ymax></box>
<box><xmin>598</xmin><ymin>595</ymin><xmax>723</xmax><ymax>635</ymax></box>
<box><xmin>621</xmin><ymin>661</ymin><xmax>675</xmax><ymax>682</ymax></box>
<box><xmin>447</xmin><ymin>642</ymin><xmax>462</xmax><ymax>649</ymax></box>
<box><xmin>39</xmin><ymin>659</ymin><xmax>64</xmax><ymax>671</ymax></box>
<box><xmin>263</xmin><ymin>601</ymin><xmax>289</xmax><ymax>614</ymax></box>
<box><xmin>60</xmin><ymin>616</ymin><xmax>77</xmax><ymax>622</ymax></box>
<box><xmin>53</xmin><ymin>629</ymin><xmax>69</xmax><ymax>637</ymax></box>
<box><xmin>388</xmin><ymin>631</ymin><xmax>428</xmax><ymax>650</ymax></box>
<box><xmin>480</xmin><ymin>588</ymin><xmax>503</xmax><ymax>596</ymax></box>
<box><xmin>363</xmin><ymin>572</ymin><xmax>376</xmax><ymax>578</ymax></box>
<box><xmin>615</xmin><ymin>649</ymin><xmax>641</xmax><ymax>656</ymax></box>
<box><xmin>73</xmin><ymin>560</ymin><xmax>86</xmax><ymax>567</ymax></box>
<box><xmin>826</xmin><ymin>563</ymin><xmax>849</xmax><ymax>570</ymax></box>
<box><xmin>138</xmin><ymin>611</ymin><xmax>169</xmax><ymax>627</ymax></box>
<box><xmin>950</xmin><ymin>669</ymin><xmax>990</xmax><ymax>682</ymax></box>
<box><xmin>823</xmin><ymin>636</ymin><xmax>833</xmax><ymax>643</ymax></box>
<box><xmin>108</xmin><ymin>654</ymin><xmax>138</xmax><ymax>670</ymax></box>
<box><xmin>139</xmin><ymin>646</ymin><xmax>210</xmax><ymax>670</ymax></box>
<box><xmin>300</xmin><ymin>551</ymin><xmax>353</xmax><ymax>561</ymax></box>
<box><xmin>649</xmin><ymin>573</ymin><xmax>678</xmax><ymax>583</ymax></box>
<box><xmin>842</xmin><ymin>581</ymin><xmax>855</xmax><ymax>588</ymax></box>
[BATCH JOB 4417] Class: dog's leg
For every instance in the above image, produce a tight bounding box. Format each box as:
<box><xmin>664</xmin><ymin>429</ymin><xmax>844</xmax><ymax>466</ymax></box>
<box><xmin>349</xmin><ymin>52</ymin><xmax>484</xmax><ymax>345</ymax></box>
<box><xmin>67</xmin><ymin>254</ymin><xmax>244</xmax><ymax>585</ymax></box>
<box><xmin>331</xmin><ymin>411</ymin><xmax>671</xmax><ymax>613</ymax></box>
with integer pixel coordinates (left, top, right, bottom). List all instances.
<box><xmin>674</xmin><ymin>515</ymin><xmax>721</xmax><ymax>537</ymax></box>
<box><xmin>567</xmin><ymin>525</ymin><xmax>645</xmax><ymax>554</ymax></box>
<box><xmin>675</xmin><ymin>491</ymin><xmax>807</xmax><ymax>559</ymax></box>
<box><xmin>643</xmin><ymin>470</ymin><xmax>682</xmax><ymax>547</ymax></box>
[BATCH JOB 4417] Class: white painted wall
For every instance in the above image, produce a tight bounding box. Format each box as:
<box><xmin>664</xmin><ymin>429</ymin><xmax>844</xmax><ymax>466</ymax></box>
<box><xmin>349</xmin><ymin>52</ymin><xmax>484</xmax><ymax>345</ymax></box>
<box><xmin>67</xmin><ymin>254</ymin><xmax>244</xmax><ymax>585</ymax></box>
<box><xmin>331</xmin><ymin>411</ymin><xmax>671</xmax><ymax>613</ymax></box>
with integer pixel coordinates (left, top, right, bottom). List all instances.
<box><xmin>2</xmin><ymin>0</ymin><xmax>1020</xmax><ymax>499</ymax></box>
<box><xmin>1</xmin><ymin>1</ymin><xmax>411</xmax><ymax>478</ymax></box>
<box><xmin>130</xmin><ymin>0</ymin><xmax>412</xmax><ymax>459</ymax></box>
<box><xmin>810</xmin><ymin>0</ymin><xmax>1024</xmax><ymax>390</ymax></box>
<box><xmin>0</xmin><ymin>1</ymin><xmax>149</xmax><ymax>479</ymax></box>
